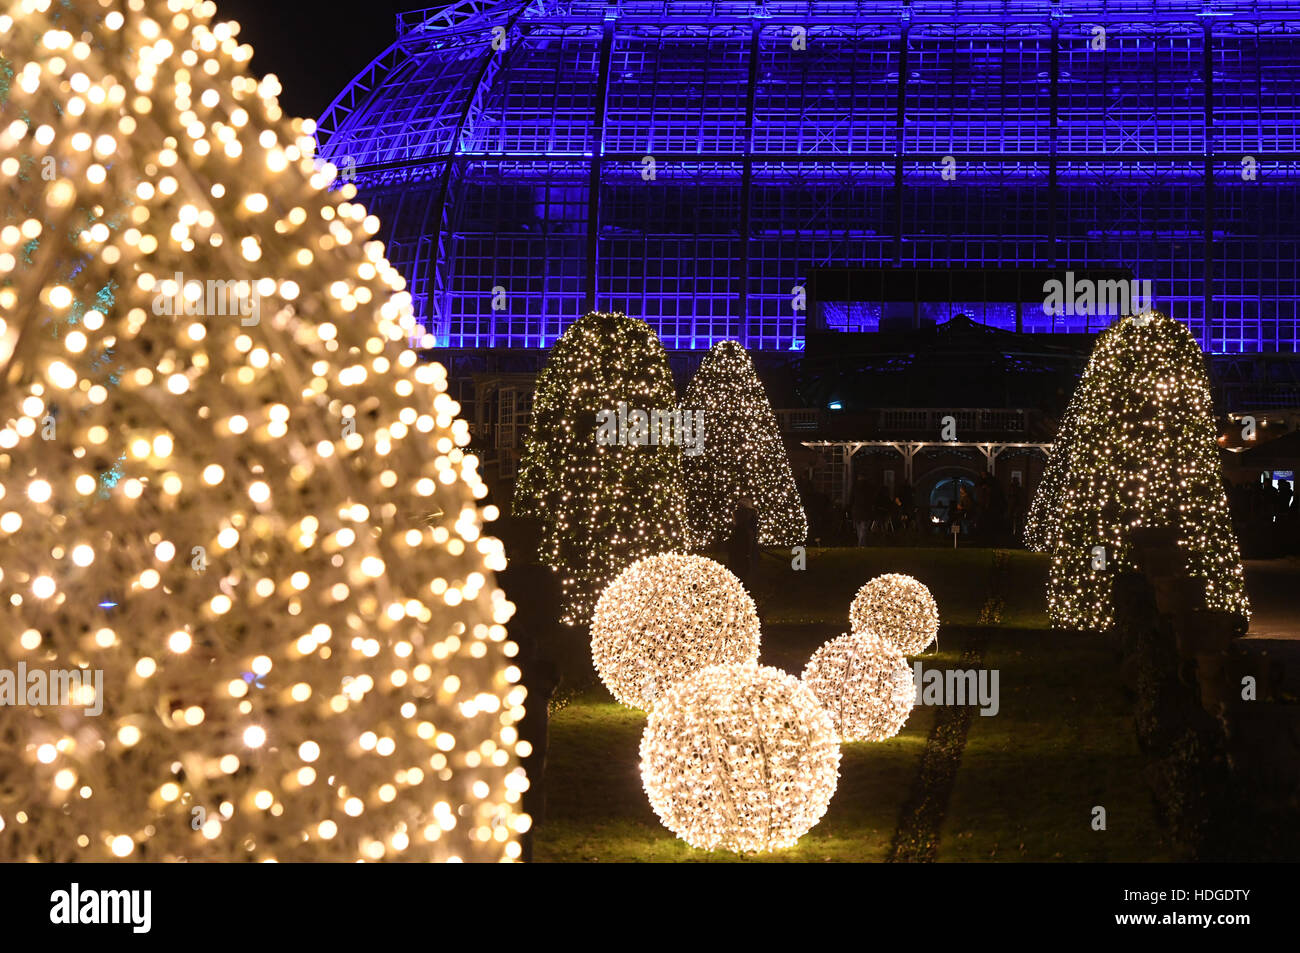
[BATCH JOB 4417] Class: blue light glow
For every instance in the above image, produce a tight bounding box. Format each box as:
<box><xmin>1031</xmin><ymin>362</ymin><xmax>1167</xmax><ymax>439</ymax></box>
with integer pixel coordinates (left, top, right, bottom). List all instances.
<box><xmin>318</xmin><ymin>1</ymin><xmax>1300</xmax><ymax>354</ymax></box>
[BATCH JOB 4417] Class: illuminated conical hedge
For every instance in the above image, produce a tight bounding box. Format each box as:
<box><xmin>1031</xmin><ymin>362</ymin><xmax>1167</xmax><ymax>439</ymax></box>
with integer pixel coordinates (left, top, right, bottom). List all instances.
<box><xmin>1025</xmin><ymin>383</ymin><xmax>1086</xmax><ymax>552</ymax></box>
<box><xmin>0</xmin><ymin>0</ymin><xmax>522</xmax><ymax>862</ymax></box>
<box><xmin>514</xmin><ymin>311</ymin><xmax>687</xmax><ymax>625</ymax></box>
<box><xmin>681</xmin><ymin>340</ymin><xmax>806</xmax><ymax>547</ymax></box>
<box><xmin>1046</xmin><ymin>312</ymin><xmax>1249</xmax><ymax>629</ymax></box>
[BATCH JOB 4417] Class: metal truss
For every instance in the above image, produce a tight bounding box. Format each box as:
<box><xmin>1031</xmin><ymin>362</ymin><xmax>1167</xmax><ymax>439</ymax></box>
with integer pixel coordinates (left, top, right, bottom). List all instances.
<box><xmin>803</xmin><ymin>439</ymin><xmax>1054</xmax><ymax>481</ymax></box>
<box><xmin>315</xmin><ymin>0</ymin><xmax>1300</xmax><ymax>352</ymax></box>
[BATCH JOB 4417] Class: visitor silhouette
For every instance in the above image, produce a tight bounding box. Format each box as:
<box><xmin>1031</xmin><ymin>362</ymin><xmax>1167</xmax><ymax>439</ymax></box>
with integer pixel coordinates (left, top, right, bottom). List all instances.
<box><xmin>493</xmin><ymin>516</ymin><xmax>561</xmax><ymax>863</ymax></box>
<box><xmin>728</xmin><ymin>497</ymin><xmax>760</xmax><ymax>588</ymax></box>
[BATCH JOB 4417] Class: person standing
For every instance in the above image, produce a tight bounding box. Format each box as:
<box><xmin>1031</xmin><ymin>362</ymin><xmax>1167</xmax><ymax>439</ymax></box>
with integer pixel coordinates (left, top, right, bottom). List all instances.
<box><xmin>728</xmin><ymin>496</ymin><xmax>760</xmax><ymax>587</ymax></box>
<box><xmin>850</xmin><ymin>472</ymin><xmax>871</xmax><ymax>546</ymax></box>
<box><xmin>956</xmin><ymin>484</ymin><xmax>975</xmax><ymax>534</ymax></box>
<box><xmin>494</xmin><ymin>517</ymin><xmax>561</xmax><ymax>863</ymax></box>
<box><xmin>898</xmin><ymin>480</ymin><xmax>916</xmax><ymax>535</ymax></box>
<box><xmin>1007</xmin><ymin>478</ymin><xmax>1025</xmax><ymax>543</ymax></box>
<box><xmin>872</xmin><ymin>484</ymin><xmax>893</xmax><ymax>534</ymax></box>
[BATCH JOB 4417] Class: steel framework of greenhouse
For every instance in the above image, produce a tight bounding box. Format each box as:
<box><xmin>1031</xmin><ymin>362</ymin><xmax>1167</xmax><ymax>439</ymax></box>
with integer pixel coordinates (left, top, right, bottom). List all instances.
<box><xmin>317</xmin><ymin>0</ymin><xmax>1300</xmax><ymax>356</ymax></box>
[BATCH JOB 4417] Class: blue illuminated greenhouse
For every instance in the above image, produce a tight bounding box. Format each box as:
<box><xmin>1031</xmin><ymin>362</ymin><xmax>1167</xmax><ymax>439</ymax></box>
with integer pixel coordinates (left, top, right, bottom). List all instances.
<box><xmin>317</xmin><ymin>0</ymin><xmax>1300</xmax><ymax>354</ymax></box>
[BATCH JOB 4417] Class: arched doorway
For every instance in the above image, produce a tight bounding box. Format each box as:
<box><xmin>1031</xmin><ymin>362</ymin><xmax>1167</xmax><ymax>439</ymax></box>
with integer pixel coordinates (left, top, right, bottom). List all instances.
<box><xmin>916</xmin><ymin>466</ymin><xmax>981</xmax><ymax>531</ymax></box>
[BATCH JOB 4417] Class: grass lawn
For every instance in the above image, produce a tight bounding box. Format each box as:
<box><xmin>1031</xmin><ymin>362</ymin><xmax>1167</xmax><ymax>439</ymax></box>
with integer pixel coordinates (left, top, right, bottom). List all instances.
<box><xmin>534</xmin><ymin>546</ymin><xmax>1182</xmax><ymax>862</ymax></box>
<box><xmin>751</xmin><ymin>546</ymin><xmax>1049</xmax><ymax>629</ymax></box>
<box><xmin>938</xmin><ymin>627</ymin><xmax>1184</xmax><ymax>862</ymax></box>
<box><xmin>536</xmin><ymin>693</ymin><xmax>937</xmax><ymax>862</ymax></box>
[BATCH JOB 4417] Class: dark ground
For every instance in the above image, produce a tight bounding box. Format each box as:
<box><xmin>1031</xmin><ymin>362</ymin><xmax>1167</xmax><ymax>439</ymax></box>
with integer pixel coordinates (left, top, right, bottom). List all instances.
<box><xmin>534</xmin><ymin>547</ymin><xmax>1185</xmax><ymax>862</ymax></box>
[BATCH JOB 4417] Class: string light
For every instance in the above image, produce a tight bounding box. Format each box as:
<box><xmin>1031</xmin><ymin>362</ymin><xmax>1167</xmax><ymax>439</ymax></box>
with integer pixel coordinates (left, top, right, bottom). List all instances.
<box><xmin>590</xmin><ymin>553</ymin><xmax>760</xmax><ymax>710</ymax></box>
<box><xmin>513</xmin><ymin>311</ymin><xmax>687</xmax><ymax>626</ymax></box>
<box><xmin>639</xmin><ymin>663</ymin><xmax>840</xmax><ymax>853</ymax></box>
<box><xmin>802</xmin><ymin>631</ymin><xmax>915</xmax><ymax>742</ymax></box>
<box><xmin>0</xmin><ymin>0</ymin><xmax>523</xmax><ymax>862</ymax></box>
<box><xmin>681</xmin><ymin>340</ymin><xmax>807</xmax><ymax>547</ymax></box>
<box><xmin>1024</xmin><ymin>384</ymin><xmax>1090</xmax><ymax>553</ymax></box>
<box><xmin>1043</xmin><ymin>311</ymin><xmax>1250</xmax><ymax>629</ymax></box>
<box><xmin>849</xmin><ymin>573</ymin><xmax>939</xmax><ymax>654</ymax></box>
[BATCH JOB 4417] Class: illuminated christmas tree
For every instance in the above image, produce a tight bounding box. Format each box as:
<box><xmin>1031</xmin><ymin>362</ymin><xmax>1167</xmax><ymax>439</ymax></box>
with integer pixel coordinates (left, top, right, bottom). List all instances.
<box><xmin>514</xmin><ymin>311</ymin><xmax>687</xmax><ymax>626</ymax></box>
<box><xmin>1</xmin><ymin>46</ymin><xmax>124</xmax><ymax>475</ymax></box>
<box><xmin>0</xmin><ymin>0</ymin><xmax>524</xmax><ymax>862</ymax></box>
<box><xmin>1026</xmin><ymin>326</ymin><xmax>1128</xmax><ymax>554</ymax></box>
<box><xmin>1025</xmin><ymin>382</ymin><xmax>1088</xmax><ymax>553</ymax></box>
<box><xmin>681</xmin><ymin>340</ymin><xmax>806</xmax><ymax>547</ymax></box>
<box><xmin>1046</xmin><ymin>312</ymin><xmax>1249</xmax><ymax>630</ymax></box>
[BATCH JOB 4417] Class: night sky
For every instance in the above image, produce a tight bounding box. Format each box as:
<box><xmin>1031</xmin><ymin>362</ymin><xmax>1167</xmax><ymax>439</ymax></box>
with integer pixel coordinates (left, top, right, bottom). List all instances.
<box><xmin>213</xmin><ymin>0</ymin><xmax>412</xmax><ymax>123</ymax></box>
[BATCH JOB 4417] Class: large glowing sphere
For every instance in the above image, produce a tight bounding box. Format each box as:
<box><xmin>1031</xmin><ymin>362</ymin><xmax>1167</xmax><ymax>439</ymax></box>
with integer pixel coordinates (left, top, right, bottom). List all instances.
<box><xmin>849</xmin><ymin>573</ymin><xmax>939</xmax><ymax>654</ymax></box>
<box><xmin>639</xmin><ymin>663</ymin><xmax>840</xmax><ymax>853</ymax></box>
<box><xmin>590</xmin><ymin>553</ymin><xmax>760</xmax><ymax>710</ymax></box>
<box><xmin>802</xmin><ymin>631</ymin><xmax>916</xmax><ymax>742</ymax></box>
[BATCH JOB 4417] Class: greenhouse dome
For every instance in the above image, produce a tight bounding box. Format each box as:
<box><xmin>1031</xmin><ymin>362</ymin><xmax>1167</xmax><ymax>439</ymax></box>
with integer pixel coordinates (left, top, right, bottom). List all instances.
<box><xmin>317</xmin><ymin>0</ymin><xmax>1300</xmax><ymax>352</ymax></box>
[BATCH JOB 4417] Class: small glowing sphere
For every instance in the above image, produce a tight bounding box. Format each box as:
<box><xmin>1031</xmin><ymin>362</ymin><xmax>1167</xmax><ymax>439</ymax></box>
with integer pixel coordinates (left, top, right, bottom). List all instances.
<box><xmin>801</xmin><ymin>631</ymin><xmax>916</xmax><ymax>742</ymax></box>
<box><xmin>849</xmin><ymin>573</ymin><xmax>940</xmax><ymax>654</ymax></box>
<box><xmin>590</xmin><ymin>553</ymin><xmax>760</xmax><ymax>710</ymax></box>
<box><xmin>640</xmin><ymin>663</ymin><xmax>840</xmax><ymax>853</ymax></box>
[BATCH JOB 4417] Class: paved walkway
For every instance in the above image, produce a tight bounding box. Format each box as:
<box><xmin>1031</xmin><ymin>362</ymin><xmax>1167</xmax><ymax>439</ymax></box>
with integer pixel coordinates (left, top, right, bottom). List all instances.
<box><xmin>1241</xmin><ymin>558</ymin><xmax>1300</xmax><ymax>695</ymax></box>
<box><xmin>1242</xmin><ymin>558</ymin><xmax>1300</xmax><ymax>641</ymax></box>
